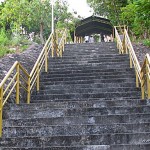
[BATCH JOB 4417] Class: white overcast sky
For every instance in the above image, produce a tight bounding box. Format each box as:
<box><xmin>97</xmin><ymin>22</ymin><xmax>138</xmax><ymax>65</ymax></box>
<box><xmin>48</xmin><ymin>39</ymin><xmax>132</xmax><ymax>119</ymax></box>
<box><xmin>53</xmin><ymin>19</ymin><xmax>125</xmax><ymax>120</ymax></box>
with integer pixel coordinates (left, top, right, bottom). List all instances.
<box><xmin>66</xmin><ymin>0</ymin><xmax>93</xmax><ymax>18</ymax></box>
<box><xmin>0</xmin><ymin>0</ymin><xmax>93</xmax><ymax>18</ymax></box>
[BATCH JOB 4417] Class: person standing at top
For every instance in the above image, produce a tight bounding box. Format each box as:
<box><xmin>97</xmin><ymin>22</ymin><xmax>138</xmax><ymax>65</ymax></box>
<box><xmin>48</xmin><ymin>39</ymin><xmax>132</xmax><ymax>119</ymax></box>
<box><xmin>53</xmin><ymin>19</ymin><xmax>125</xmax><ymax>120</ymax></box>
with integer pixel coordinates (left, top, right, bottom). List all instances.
<box><xmin>85</xmin><ymin>36</ymin><xmax>89</xmax><ymax>43</ymax></box>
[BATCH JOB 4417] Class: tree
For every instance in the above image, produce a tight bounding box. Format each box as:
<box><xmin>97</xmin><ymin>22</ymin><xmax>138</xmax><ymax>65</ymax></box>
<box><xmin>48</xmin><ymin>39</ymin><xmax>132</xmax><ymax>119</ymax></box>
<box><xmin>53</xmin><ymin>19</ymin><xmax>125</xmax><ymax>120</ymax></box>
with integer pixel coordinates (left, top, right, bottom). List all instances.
<box><xmin>0</xmin><ymin>0</ymin><xmax>30</xmax><ymax>33</ymax></box>
<box><xmin>121</xmin><ymin>0</ymin><xmax>150</xmax><ymax>38</ymax></box>
<box><xmin>0</xmin><ymin>0</ymin><xmax>77</xmax><ymax>43</ymax></box>
<box><xmin>87</xmin><ymin>0</ymin><xmax>128</xmax><ymax>24</ymax></box>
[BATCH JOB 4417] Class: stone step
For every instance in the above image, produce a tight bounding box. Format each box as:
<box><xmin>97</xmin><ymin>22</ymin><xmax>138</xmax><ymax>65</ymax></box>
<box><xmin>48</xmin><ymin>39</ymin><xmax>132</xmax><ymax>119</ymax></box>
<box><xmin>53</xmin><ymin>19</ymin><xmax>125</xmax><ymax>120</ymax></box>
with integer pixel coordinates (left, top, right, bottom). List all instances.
<box><xmin>32</xmin><ymin>91</ymin><xmax>140</xmax><ymax>101</ymax></box>
<box><xmin>40</xmin><ymin>78</ymin><xmax>136</xmax><ymax>85</ymax></box>
<box><xmin>49</xmin><ymin>56</ymin><xmax>129</xmax><ymax>62</ymax></box>
<box><xmin>30</xmin><ymin>97</ymin><xmax>141</xmax><ymax>103</ymax></box>
<box><xmin>41</xmin><ymin>71</ymin><xmax>134</xmax><ymax>79</ymax></box>
<box><xmin>4</xmin><ymin>113</ymin><xmax>150</xmax><ymax>127</ymax></box>
<box><xmin>45</xmin><ymin>68</ymin><xmax>133</xmax><ymax>75</ymax></box>
<box><xmin>48</xmin><ymin>54</ymin><xmax>128</xmax><ymax>60</ymax></box>
<box><xmin>63</xmin><ymin>51</ymin><xmax>121</xmax><ymax>55</ymax></box>
<box><xmin>3</xmin><ymin>123</ymin><xmax>150</xmax><ymax>138</ymax></box>
<box><xmin>2</xmin><ymin>144</ymin><xmax>150</xmax><ymax>150</ymax></box>
<box><xmin>6</xmin><ymin>105</ymin><xmax>149</xmax><ymax>119</ymax></box>
<box><xmin>32</xmin><ymin>87</ymin><xmax>139</xmax><ymax>96</ymax></box>
<box><xmin>47</xmin><ymin>61</ymin><xmax>130</xmax><ymax>68</ymax></box>
<box><xmin>47</xmin><ymin>65</ymin><xmax>131</xmax><ymax>72</ymax></box>
<box><xmin>8</xmin><ymin>98</ymin><xmax>147</xmax><ymax>111</ymax></box>
<box><xmin>40</xmin><ymin>74</ymin><xmax>136</xmax><ymax>82</ymax></box>
<box><xmin>1</xmin><ymin>133</ymin><xmax>150</xmax><ymax>147</ymax></box>
<box><xmin>65</xmin><ymin>45</ymin><xmax>117</xmax><ymax>49</ymax></box>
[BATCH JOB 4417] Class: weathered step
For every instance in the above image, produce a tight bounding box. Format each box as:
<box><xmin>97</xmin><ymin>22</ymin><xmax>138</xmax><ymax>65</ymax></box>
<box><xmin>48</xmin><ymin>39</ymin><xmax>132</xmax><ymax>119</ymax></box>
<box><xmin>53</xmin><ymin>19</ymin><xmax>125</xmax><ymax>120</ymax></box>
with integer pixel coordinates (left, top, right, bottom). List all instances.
<box><xmin>45</xmin><ymin>68</ymin><xmax>134</xmax><ymax>75</ymax></box>
<box><xmin>1</xmin><ymin>133</ymin><xmax>150</xmax><ymax>147</ymax></box>
<box><xmin>5</xmin><ymin>105</ymin><xmax>149</xmax><ymax>119</ymax></box>
<box><xmin>2</xmin><ymin>123</ymin><xmax>150</xmax><ymax>138</ymax></box>
<box><xmin>48</xmin><ymin>54</ymin><xmax>129</xmax><ymax>60</ymax></box>
<box><xmin>40</xmin><ymin>74</ymin><xmax>136</xmax><ymax>82</ymax></box>
<box><xmin>32</xmin><ymin>87</ymin><xmax>139</xmax><ymax>96</ymax></box>
<box><xmin>0</xmin><ymin>145</ymin><xmax>111</xmax><ymax>150</ymax></box>
<box><xmin>47</xmin><ymin>62</ymin><xmax>130</xmax><ymax>68</ymax></box>
<box><xmin>4</xmin><ymin>113</ymin><xmax>150</xmax><ymax>127</ymax></box>
<box><xmin>32</xmin><ymin>91</ymin><xmax>140</xmax><ymax>101</ymax></box>
<box><xmin>63</xmin><ymin>52</ymin><xmax>119</xmax><ymax>55</ymax></box>
<box><xmin>41</xmin><ymin>72</ymin><xmax>134</xmax><ymax>80</ymax></box>
<box><xmin>30</xmin><ymin>97</ymin><xmax>141</xmax><ymax>103</ymax></box>
<box><xmin>41</xmin><ymin>82</ymin><xmax>138</xmax><ymax>91</ymax></box>
<box><xmin>40</xmin><ymin>78</ymin><xmax>136</xmax><ymax>85</ymax></box>
<box><xmin>48</xmin><ymin>57</ymin><xmax>130</xmax><ymax>64</ymax></box>
<box><xmin>8</xmin><ymin>98</ymin><xmax>147</xmax><ymax>111</ymax></box>
<box><xmin>47</xmin><ymin>65</ymin><xmax>131</xmax><ymax>72</ymax></box>
<box><xmin>2</xmin><ymin>144</ymin><xmax>150</xmax><ymax>150</ymax></box>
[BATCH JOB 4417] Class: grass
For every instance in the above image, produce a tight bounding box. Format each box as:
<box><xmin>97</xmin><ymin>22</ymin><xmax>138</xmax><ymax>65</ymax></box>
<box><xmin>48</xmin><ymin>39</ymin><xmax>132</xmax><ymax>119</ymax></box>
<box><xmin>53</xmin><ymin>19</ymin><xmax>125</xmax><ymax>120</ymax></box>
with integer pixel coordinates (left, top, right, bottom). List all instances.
<box><xmin>0</xmin><ymin>46</ymin><xmax>14</xmax><ymax>58</ymax></box>
<box><xmin>143</xmin><ymin>39</ymin><xmax>150</xmax><ymax>47</ymax></box>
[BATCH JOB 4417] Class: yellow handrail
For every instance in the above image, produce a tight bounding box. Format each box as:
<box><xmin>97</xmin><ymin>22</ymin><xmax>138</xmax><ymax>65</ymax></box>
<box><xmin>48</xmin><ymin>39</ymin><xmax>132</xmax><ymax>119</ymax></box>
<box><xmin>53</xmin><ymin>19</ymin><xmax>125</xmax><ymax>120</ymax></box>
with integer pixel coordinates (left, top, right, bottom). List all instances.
<box><xmin>0</xmin><ymin>29</ymin><xmax>67</xmax><ymax>137</ymax></box>
<box><xmin>30</xmin><ymin>33</ymin><xmax>53</xmax><ymax>99</ymax></box>
<box><xmin>0</xmin><ymin>61</ymin><xmax>30</xmax><ymax>137</ymax></box>
<box><xmin>57</xmin><ymin>29</ymin><xmax>67</xmax><ymax>57</ymax></box>
<box><xmin>114</xmin><ymin>25</ymin><xmax>150</xmax><ymax>99</ymax></box>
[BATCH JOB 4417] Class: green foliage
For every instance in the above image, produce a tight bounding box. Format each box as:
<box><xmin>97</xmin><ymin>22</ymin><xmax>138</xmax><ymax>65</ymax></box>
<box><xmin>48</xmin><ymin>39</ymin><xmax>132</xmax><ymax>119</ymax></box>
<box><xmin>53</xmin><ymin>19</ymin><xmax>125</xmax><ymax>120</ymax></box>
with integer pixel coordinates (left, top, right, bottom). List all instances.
<box><xmin>143</xmin><ymin>39</ymin><xmax>150</xmax><ymax>47</ymax></box>
<box><xmin>0</xmin><ymin>0</ymin><xmax>77</xmax><ymax>44</ymax></box>
<box><xmin>87</xmin><ymin>0</ymin><xmax>128</xmax><ymax>24</ymax></box>
<box><xmin>121</xmin><ymin>0</ymin><xmax>150</xmax><ymax>39</ymax></box>
<box><xmin>0</xmin><ymin>28</ymin><xmax>9</xmax><ymax>45</ymax></box>
<box><xmin>0</xmin><ymin>46</ymin><xmax>14</xmax><ymax>57</ymax></box>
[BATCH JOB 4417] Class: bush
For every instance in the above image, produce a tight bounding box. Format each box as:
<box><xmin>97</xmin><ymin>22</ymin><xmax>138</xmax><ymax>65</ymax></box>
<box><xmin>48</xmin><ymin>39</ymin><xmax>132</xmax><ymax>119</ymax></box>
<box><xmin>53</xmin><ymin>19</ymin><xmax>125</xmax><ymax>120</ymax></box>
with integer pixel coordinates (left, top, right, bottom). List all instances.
<box><xmin>0</xmin><ymin>46</ymin><xmax>14</xmax><ymax>57</ymax></box>
<box><xmin>0</xmin><ymin>29</ymin><xmax>9</xmax><ymax>46</ymax></box>
<box><xmin>143</xmin><ymin>39</ymin><xmax>150</xmax><ymax>47</ymax></box>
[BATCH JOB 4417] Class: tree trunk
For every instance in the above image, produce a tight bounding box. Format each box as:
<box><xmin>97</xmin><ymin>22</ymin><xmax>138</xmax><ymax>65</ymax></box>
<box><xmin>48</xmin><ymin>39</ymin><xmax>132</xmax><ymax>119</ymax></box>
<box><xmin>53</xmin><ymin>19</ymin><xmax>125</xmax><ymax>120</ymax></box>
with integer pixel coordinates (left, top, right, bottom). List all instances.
<box><xmin>40</xmin><ymin>22</ymin><xmax>44</xmax><ymax>44</ymax></box>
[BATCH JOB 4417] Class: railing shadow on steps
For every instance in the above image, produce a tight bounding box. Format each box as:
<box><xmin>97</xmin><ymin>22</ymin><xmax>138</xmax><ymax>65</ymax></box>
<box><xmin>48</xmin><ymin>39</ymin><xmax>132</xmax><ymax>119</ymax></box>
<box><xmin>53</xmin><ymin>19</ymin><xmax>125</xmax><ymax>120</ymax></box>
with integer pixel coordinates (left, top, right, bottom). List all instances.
<box><xmin>114</xmin><ymin>25</ymin><xmax>150</xmax><ymax>100</ymax></box>
<box><xmin>0</xmin><ymin>29</ymin><xmax>67</xmax><ymax>137</ymax></box>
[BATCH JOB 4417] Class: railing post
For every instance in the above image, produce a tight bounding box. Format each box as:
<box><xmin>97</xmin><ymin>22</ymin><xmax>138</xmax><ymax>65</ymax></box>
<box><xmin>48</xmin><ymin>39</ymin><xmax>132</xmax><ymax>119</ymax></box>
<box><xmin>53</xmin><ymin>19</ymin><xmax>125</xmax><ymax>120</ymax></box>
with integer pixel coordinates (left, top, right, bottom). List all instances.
<box><xmin>122</xmin><ymin>34</ymin><xmax>127</xmax><ymax>54</ymax></box>
<box><xmin>51</xmin><ymin>34</ymin><xmax>54</xmax><ymax>57</ymax></box>
<box><xmin>16</xmin><ymin>63</ymin><xmax>20</xmax><ymax>104</ymax></box>
<box><xmin>0</xmin><ymin>87</ymin><xmax>3</xmax><ymax>137</ymax></box>
<box><xmin>146</xmin><ymin>62</ymin><xmax>150</xmax><ymax>99</ymax></box>
<box><xmin>36</xmin><ymin>63</ymin><xmax>40</xmax><ymax>91</ymax></box>
<box><xmin>27</xmin><ymin>77</ymin><xmax>31</xmax><ymax>104</ymax></box>
<box><xmin>129</xmin><ymin>52</ymin><xmax>133</xmax><ymax>68</ymax></box>
<box><xmin>45</xmin><ymin>46</ymin><xmax>48</xmax><ymax>72</ymax></box>
<box><xmin>135</xmin><ymin>71</ymin><xmax>139</xmax><ymax>88</ymax></box>
<box><xmin>147</xmin><ymin>78</ymin><xmax>150</xmax><ymax>99</ymax></box>
<box><xmin>141</xmin><ymin>71</ymin><xmax>145</xmax><ymax>99</ymax></box>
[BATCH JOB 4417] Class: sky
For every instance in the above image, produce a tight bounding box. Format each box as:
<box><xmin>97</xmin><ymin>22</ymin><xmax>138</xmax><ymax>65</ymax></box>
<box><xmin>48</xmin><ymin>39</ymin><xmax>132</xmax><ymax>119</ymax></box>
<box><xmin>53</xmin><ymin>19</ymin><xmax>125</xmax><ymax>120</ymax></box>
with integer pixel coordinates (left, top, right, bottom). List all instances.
<box><xmin>0</xmin><ymin>0</ymin><xmax>93</xmax><ymax>18</ymax></box>
<box><xmin>66</xmin><ymin>0</ymin><xmax>93</xmax><ymax>18</ymax></box>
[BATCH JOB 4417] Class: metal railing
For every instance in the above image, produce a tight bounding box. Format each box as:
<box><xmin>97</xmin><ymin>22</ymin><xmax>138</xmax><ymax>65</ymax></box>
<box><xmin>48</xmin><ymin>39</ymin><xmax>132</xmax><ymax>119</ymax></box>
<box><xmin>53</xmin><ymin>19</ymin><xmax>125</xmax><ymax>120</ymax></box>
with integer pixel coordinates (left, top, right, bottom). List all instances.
<box><xmin>0</xmin><ymin>61</ymin><xmax>30</xmax><ymax>137</ymax></box>
<box><xmin>0</xmin><ymin>29</ymin><xmax>67</xmax><ymax>137</ymax></box>
<box><xmin>56</xmin><ymin>29</ymin><xmax>67</xmax><ymax>57</ymax></box>
<box><xmin>29</xmin><ymin>33</ymin><xmax>53</xmax><ymax>102</ymax></box>
<box><xmin>114</xmin><ymin>26</ymin><xmax>150</xmax><ymax>100</ymax></box>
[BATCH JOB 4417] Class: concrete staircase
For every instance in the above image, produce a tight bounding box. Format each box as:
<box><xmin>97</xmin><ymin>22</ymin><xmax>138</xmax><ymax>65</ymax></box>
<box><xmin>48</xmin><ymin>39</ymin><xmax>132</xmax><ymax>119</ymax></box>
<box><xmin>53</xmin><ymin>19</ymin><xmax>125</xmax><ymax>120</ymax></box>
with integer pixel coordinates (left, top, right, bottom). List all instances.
<box><xmin>1</xmin><ymin>42</ymin><xmax>150</xmax><ymax>150</ymax></box>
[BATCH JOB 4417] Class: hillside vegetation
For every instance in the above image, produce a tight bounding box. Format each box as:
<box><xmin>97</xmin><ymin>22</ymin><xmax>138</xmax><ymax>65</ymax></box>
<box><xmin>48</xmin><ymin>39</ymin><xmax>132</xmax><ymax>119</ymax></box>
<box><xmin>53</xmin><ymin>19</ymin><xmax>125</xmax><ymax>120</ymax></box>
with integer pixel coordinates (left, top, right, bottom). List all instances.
<box><xmin>0</xmin><ymin>0</ymin><xmax>78</xmax><ymax>57</ymax></box>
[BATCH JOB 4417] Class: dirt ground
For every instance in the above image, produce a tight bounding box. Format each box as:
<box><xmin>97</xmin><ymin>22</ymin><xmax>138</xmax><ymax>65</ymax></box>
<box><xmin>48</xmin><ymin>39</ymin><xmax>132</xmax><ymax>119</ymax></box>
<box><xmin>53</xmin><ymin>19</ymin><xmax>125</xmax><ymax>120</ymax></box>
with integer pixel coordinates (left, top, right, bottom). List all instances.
<box><xmin>133</xmin><ymin>43</ymin><xmax>150</xmax><ymax>66</ymax></box>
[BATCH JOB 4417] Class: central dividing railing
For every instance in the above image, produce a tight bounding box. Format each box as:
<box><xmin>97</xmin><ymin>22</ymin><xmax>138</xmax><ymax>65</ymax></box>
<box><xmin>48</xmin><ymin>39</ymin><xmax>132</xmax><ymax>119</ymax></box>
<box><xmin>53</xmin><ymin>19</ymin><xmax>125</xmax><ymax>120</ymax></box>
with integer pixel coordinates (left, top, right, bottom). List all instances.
<box><xmin>0</xmin><ymin>29</ymin><xmax>67</xmax><ymax>137</ymax></box>
<box><xmin>114</xmin><ymin>26</ymin><xmax>150</xmax><ymax>100</ymax></box>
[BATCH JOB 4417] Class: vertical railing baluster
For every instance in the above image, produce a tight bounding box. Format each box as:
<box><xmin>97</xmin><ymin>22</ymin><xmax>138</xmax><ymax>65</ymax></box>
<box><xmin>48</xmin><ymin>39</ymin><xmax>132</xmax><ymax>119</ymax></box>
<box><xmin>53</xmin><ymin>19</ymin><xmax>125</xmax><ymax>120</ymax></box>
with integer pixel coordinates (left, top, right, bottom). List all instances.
<box><xmin>52</xmin><ymin>34</ymin><xmax>54</xmax><ymax>57</ymax></box>
<box><xmin>36</xmin><ymin>63</ymin><xmax>40</xmax><ymax>91</ymax></box>
<box><xmin>45</xmin><ymin>46</ymin><xmax>48</xmax><ymax>72</ymax></box>
<box><xmin>16</xmin><ymin>63</ymin><xmax>20</xmax><ymax>104</ymax></box>
<box><xmin>141</xmin><ymin>71</ymin><xmax>145</xmax><ymax>99</ymax></box>
<box><xmin>27</xmin><ymin>77</ymin><xmax>31</xmax><ymax>104</ymax></box>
